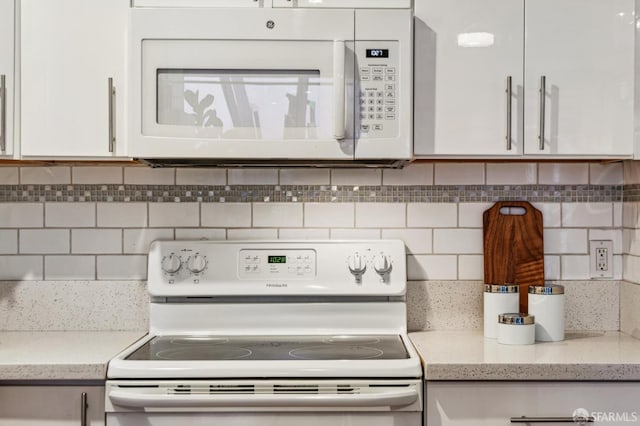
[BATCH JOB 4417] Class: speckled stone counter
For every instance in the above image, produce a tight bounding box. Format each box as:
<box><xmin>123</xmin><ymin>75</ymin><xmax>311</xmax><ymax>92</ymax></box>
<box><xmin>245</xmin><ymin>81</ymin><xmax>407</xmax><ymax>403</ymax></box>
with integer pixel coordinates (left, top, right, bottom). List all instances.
<box><xmin>0</xmin><ymin>331</ymin><xmax>146</xmax><ymax>381</ymax></box>
<box><xmin>408</xmin><ymin>330</ymin><xmax>640</xmax><ymax>381</ymax></box>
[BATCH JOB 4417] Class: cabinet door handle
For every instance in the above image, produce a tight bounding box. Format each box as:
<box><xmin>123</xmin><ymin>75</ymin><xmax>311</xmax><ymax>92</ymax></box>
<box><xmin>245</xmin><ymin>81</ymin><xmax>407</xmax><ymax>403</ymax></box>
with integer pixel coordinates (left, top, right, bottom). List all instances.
<box><xmin>80</xmin><ymin>392</ymin><xmax>88</xmax><ymax>426</ymax></box>
<box><xmin>108</xmin><ymin>78</ymin><xmax>116</xmax><ymax>153</ymax></box>
<box><xmin>505</xmin><ymin>75</ymin><xmax>512</xmax><ymax>151</ymax></box>
<box><xmin>538</xmin><ymin>75</ymin><xmax>546</xmax><ymax>151</ymax></box>
<box><xmin>0</xmin><ymin>74</ymin><xmax>6</xmax><ymax>153</ymax></box>
<box><xmin>511</xmin><ymin>416</ymin><xmax>594</xmax><ymax>423</ymax></box>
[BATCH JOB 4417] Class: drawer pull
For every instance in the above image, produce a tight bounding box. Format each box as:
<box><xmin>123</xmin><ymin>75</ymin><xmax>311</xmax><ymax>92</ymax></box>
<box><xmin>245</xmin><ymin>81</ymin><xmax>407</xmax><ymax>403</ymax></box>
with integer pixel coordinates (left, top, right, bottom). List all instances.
<box><xmin>511</xmin><ymin>416</ymin><xmax>594</xmax><ymax>423</ymax></box>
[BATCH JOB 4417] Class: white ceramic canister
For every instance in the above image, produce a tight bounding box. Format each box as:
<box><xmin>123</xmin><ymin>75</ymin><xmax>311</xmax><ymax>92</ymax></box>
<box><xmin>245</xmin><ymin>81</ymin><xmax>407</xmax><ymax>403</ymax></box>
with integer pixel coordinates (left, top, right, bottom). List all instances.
<box><xmin>484</xmin><ymin>284</ymin><xmax>519</xmax><ymax>338</ymax></box>
<box><xmin>497</xmin><ymin>313</ymin><xmax>535</xmax><ymax>345</ymax></box>
<box><xmin>528</xmin><ymin>284</ymin><xmax>565</xmax><ymax>342</ymax></box>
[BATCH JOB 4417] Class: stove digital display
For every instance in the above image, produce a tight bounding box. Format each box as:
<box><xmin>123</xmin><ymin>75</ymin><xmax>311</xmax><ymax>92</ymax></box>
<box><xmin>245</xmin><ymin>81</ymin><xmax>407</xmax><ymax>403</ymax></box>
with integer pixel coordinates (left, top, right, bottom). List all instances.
<box><xmin>268</xmin><ymin>255</ymin><xmax>287</xmax><ymax>264</ymax></box>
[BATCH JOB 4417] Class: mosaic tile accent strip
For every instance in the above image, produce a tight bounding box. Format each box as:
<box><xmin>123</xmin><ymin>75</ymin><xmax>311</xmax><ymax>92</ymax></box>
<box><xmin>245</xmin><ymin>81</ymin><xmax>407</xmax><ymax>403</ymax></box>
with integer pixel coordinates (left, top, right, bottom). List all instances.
<box><xmin>0</xmin><ymin>184</ymin><xmax>624</xmax><ymax>203</ymax></box>
<box><xmin>624</xmin><ymin>184</ymin><xmax>640</xmax><ymax>202</ymax></box>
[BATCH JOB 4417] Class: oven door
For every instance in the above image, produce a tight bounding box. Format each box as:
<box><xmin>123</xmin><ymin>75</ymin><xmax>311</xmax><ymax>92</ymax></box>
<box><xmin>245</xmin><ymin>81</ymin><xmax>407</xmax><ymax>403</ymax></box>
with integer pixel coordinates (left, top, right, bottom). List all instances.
<box><xmin>106</xmin><ymin>379</ymin><xmax>422</xmax><ymax>426</ymax></box>
<box><xmin>129</xmin><ymin>7</ymin><xmax>356</xmax><ymax>160</ymax></box>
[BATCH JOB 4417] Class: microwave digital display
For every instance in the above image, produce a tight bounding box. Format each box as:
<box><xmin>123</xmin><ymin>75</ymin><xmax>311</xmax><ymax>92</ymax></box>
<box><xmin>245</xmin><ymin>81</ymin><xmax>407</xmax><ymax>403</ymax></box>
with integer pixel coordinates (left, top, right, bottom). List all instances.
<box><xmin>366</xmin><ymin>49</ymin><xmax>389</xmax><ymax>58</ymax></box>
<box><xmin>268</xmin><ymin>256</ymin><xmax>287</xmax><ymax>264</ymax></box>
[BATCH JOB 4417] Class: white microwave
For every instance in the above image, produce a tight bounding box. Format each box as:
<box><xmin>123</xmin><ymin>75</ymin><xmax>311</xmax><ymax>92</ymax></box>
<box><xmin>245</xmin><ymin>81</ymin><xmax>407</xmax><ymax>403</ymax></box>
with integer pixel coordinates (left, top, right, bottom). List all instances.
<box><xmin>128</xmin><ymin>1</ymin><xmax>413</xmax><ymax>166</ymax></box>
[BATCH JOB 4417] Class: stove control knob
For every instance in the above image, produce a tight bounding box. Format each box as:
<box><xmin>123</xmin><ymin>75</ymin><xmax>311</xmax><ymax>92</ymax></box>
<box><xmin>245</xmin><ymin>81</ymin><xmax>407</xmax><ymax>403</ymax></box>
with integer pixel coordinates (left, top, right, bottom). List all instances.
<box><xmin>374</xmin><ymin>255</ymin><xmax>392</xmax><ymax>279</ymax></box>
<box><xmin>161</xmin><ymin>253</ymin><xmax>182</xmax><ymax>275</ymax></box>
<box><xmin>348</xmin><ymin>254</ymin><xmax>367</xmax><ymax>283</ymax></box>
<box><xmin>186</xmin><ymin>253</ymin><xmax>208</xmax><ymax>274</ymax></box>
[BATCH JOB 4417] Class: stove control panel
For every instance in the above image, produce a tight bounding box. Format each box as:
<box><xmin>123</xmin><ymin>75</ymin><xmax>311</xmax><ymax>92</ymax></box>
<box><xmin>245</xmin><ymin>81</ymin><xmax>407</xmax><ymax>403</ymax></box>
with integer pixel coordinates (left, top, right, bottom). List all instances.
<box><xmin>148</xmin><ymin>240</ymin><xmax>406</xmax><ymax>297</ymax></box>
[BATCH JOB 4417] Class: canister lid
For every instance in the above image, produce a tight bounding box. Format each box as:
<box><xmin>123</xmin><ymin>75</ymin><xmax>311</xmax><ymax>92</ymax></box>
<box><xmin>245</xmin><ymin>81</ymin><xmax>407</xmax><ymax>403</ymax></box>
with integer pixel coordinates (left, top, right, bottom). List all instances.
<box><xmin>528</xmin><ymin>284</ymin><xmax>565</xmax><ymax>295</ymax></box>
<box><xmin>498</xmin><ymin>313</ymin><xmax>535</xmax><ymax>325</ymax></box>
<box><xmin>484</xmin><ymin>284</ymin><xmax>519</xmax><ymax>293</ymax></box>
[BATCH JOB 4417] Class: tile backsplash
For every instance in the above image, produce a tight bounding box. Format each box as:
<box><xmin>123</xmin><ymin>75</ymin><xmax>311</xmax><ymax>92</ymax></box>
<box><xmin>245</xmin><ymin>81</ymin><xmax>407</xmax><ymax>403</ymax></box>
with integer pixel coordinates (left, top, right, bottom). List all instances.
<box><xmin>0</xmin><ymin>161</ymin><xmax>628</xmax><ymax>282</ymax></box>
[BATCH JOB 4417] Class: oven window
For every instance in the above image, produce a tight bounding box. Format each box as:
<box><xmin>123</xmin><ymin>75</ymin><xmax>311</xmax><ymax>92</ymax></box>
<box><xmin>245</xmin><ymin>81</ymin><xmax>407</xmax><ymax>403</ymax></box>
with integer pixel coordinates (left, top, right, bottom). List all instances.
<box><xmin>156</xmin><ymin>69</ymin><xmax>331</xmax><ymax>140</ymax></box>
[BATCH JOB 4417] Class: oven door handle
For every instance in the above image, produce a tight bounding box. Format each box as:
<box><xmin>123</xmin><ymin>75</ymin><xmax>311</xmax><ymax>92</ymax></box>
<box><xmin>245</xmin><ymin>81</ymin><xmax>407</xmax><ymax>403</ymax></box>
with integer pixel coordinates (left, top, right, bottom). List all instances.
<box><xmin>109</xmin><ymin>387</ymin><xmax>419</xmax><ymax>408</ymax></box>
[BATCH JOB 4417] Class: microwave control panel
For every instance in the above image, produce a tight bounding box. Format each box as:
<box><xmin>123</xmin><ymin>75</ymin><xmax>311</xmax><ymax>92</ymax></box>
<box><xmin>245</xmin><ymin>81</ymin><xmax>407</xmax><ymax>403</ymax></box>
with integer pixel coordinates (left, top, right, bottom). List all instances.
<box><xmin>357</xmin><ymin>41</ymin><xmax>399</xmax><ymax>139</ymax></box>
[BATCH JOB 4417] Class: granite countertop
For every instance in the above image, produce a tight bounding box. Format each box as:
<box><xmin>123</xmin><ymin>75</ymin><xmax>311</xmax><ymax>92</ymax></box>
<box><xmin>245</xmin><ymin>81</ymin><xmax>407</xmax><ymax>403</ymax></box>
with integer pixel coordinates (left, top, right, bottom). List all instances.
<box><xmin>408</xmin><ymin>330</ymin><xmax>640</xmax><ymax>381</ymax></box>
<box><xmin>0</xmin><ymin>331</ymin><xmax>146</xmax><ymax>381</ymax></box>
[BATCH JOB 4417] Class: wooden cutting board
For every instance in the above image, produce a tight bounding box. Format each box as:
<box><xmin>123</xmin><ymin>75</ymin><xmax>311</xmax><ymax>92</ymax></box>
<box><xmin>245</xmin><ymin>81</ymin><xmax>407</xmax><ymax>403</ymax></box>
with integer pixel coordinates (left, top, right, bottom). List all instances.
<box><xmin>483</xmin><ymin>201</ymin><xmax>544</xmax><ymax>312</ymax></box>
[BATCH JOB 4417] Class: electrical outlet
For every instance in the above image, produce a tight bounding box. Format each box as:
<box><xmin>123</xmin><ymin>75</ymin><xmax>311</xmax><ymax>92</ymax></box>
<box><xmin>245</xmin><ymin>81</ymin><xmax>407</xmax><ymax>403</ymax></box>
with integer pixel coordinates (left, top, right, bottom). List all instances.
<box><xmin>589</xmin><ymin>240</ymin><xmax>614</xmax><ymax>279</ymax></box>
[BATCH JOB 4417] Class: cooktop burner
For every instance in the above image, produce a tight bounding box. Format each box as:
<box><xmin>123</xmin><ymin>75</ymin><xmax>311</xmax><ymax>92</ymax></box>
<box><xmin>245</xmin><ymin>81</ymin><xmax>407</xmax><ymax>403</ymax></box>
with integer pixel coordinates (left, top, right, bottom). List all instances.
<box><xmin>126</xmin><ymin>335</ymin><xmax>409</xmax><ymax>361</ymax></box>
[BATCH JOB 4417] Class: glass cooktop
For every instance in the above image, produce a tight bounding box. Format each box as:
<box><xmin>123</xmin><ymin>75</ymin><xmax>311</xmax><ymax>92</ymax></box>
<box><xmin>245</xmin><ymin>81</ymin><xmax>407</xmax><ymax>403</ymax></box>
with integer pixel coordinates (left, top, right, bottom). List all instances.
<box><xmin>126</xmin><ymin>335</ymin><xmax>410</xmax><ymax>361</ymax></box>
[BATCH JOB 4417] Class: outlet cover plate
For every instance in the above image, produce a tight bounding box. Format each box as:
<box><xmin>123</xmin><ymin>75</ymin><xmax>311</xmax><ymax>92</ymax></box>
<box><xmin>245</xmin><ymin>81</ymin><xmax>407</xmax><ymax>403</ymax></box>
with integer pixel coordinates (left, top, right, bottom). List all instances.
<box><xmin>589</xmin><ymin>240</ymin><xmax>614</xmax><ymax>279</ymax></box>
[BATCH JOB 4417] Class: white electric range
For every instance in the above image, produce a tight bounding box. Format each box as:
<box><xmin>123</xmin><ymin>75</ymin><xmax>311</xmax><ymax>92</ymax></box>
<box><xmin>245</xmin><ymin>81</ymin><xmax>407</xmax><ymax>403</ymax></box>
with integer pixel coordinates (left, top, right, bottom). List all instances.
<box><xmin>106</xmin><ymin>240</ymin><xmax>423</xmax><ymax>426</ymax></box>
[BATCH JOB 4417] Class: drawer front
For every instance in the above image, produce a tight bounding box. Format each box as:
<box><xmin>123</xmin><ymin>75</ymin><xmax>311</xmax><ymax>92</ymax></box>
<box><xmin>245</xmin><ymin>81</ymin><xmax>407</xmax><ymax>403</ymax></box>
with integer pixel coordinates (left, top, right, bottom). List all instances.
<box><xmin>426</xmin><ymin>382</ymin><xmax>640</xmax><ymax>426</ymax></box>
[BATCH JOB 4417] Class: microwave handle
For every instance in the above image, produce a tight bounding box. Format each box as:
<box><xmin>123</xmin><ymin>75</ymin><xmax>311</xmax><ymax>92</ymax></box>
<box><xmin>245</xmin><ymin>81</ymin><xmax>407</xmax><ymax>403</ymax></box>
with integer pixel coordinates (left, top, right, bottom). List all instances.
<box><xmin>332</xmin><ymin>40</ymin><xmax>345</xmax><ymax>140</ymax></box>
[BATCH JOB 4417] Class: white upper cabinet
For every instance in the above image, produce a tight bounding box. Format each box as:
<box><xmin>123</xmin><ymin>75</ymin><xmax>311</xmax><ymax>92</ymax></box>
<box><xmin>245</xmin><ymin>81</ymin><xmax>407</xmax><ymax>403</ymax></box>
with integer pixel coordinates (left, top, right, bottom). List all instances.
<box><xmin>20</xmin><ymin>0</ymin><xmax>129</xmax><ymax>159</ymax></box>
<box><xmin>414</xmin><ymin>0</ymin><xmax>524</xmax><ymax>156</ymax></box>
<box><xmin>414</xmin><ymin>0</ymin><xmax>635</xmax><ymax>158</ymax></box>
<box><xmin>524</xmin><ymin>0</ymin><xmax>634</xmax><ymax>157</ymax></box>
<box><xmin>0</xmin><ymin>0</ymin><xmax>15</xmax><ymax>159</ymax></box>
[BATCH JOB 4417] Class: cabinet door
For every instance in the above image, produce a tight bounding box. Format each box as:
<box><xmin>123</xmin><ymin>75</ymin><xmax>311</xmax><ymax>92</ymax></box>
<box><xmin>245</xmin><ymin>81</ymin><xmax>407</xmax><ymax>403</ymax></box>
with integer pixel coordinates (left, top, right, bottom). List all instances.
<box><xmin>20</xmin><ymin>0</ymin><xmax>128</xmax><ymax>158</ymax></box>
<box><xmin>414</xmin><ymin>0</ymin><xmax>524</xmax><ymax>156</ymax></box>
<box><xmin>524</xmin><ymin>0</ymin><xmax>634</xmax><ymax>157</ymax></box>
<box><xmin>426</xmin><ymin>381</ymin><xmax>640</xmax><ymax>426</ymax></box>
<box><xmin>0</xmin><ymin>0</ymin><xmax>14</xmax><ymax>158</ymax></box>
<box><xmin>0</xmin><ymin>385</ymin><xmax>105</xmax><ymax>425</ymax></box>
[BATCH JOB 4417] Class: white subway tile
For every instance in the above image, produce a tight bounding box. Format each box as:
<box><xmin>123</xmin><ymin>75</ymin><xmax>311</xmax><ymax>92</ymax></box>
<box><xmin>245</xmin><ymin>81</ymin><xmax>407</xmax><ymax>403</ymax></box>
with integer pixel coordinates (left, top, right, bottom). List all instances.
<box><xmin>590</xmin><ymin>163</ymin><xmax>623</xmax><ymax>185</ymax></box>
<box><xmin>330</xmin><ymin>229</ymin><xmax>380</xmax><ymax>239</ymax></box>
<box><xmin>175</xmin><ymin>228</ymin><xmax>226</xmax><ymax>240</ymax></box>
<box><xmin>407</xmin><ymin>255</ymin><xmax>457</xmax><ymax>280</ymax></box>
<box><xmin>486</xmin><ymin>163</ymin><xmax>537</xmax><ymax>185</ymax></box>
<box><xmin>304</xmin><ymin>203</ymin><xmax>354</xmax><ymax>228</ymax></box>
<box><xmin>331</xmin><ymin>169</ymin><xmax>381</xmax><ymax>185</ymax></box>
<box><xmin>434</xmin><ymin>163</ymin><xmax>484</xmax><ymax>185</ymax></box>
<box><xmin>149</xmin><ymin>203</ymin><xmax>200</xmax><ymax>227</ymax></box>
<box><xmin>45</xmin><ymin>203</ymin><xmax>95</xmax><ymax>227</ymax></box>
<box><xmin>381</xmin><ymin>229</ymin><xmax>432</xmax><ymax>254</ymax></box>
<box><xmin>227</xmin><ymin>229</ymin><xmax>278</xmax><ymax>240</ymax></box>
<box><xmin>0</xmin><ymin>167</ymin><xmax>19</xmax><ymax>184</ymax></box>
<box><xmin>614</xmin><ymin>202</ymin><xmax>622</xmax><ymax>228</ymax></box>
<box><xmin>97</xmin><ymin>255</ymin><xmax>147</xmax><ymax>280</ymax></box>
<box><xmin>544</xmin><ymin>255</ymin><xmax>561</xmax><ymax>280</ymax></box>
<box><xmin>228</xmin><ymin>169</ymin><xmax>278</xmax><ymax>185</ymax></box>
<box><xmin>124</xmin><ymin>229</ymin><xmax>174</xmax><ymax>254</ymax></box>
<box><xmin>561</xmin><ymin>255</ymin><xmax>591</xmax><ymax>280</ymax></box>
<box><xmin>280</xmin><ymin>169</ymin><xmax>330</xmax><ymax>185</ymax></box>
<box><xmin>20</xmin><ymin>229</ymin><xmax>70</xmax><ymax>254</ymax></box>
<box><xmin>176</xmin><ymin>169</ymin><xmax>226</xmax><ymax>185</ymax></box>
<box><xmin>407</xmin><ymin>203</ymin><xmax>457</xmax><ymax>228</ymax></box>
<box><xmin>539</xmin><ymin>163</ymin><xmax>588</xmax><ymax>184</ymax></box>
<box><xmin>72</xmin><ymin>166</ymin><xmax>123</xmax><ymax>184</ymax></box>
<box><xmin>623</xmin><ymin>229</ymin><xmax>640</xmax><ymax>256</ymax></box>
<box><xmin>543</xmin><ymin>229</ymin><xmax>588</xmax><ymax>254</ymax></box>
<box><xmin>45</xmin><ymin>255</ymin><xmax>95</xmax><ymax>280</ymax></box>
<box><xmin>124</xmin><ymin>167</ymin><xmax>175</xmax><ymax>185</ymax></box>
<box><xmin>458</xmin><ymin>255</ymin><xmax>483</xmax><ymax>280</ymax></box>
<box><xmin>562</xmin><ymin>203</ymin><xmax>613</xmax><ymax>227</ymax></box>
<box><xmin>623</xmin><ymin>255</ymin><xmax>640</xmax><ymax>283</ymax></box>
<box><xmin>614</xmin><ymin>255</ymin><xmax>623</xmax><ymax>280</ymax></box>
<box><xmin>624</xmin><ymin>160</ymin><xmax>640</xmax><ymax>184</ymax></box>
<box><xmin>458</xmin><ymin>203</ymin><xmax>493</xmax><ymax>228</ymax></box>
<box><xmin>0</xmin><ymin>230</ymin><xmax>17</xmax><ymax>254</ymax></box>
<box><xmin>202</xmin><ymin>203</ymin><xmax>251</xmax><ymax>228</ymax></box>
<box><xmin>589</xmin><ymin>229</ymin><xmax>623</xmax><ymax>254</ymax></box>
<box><xmin>382</xmin><ymin>163</ymin><xmax>433</xmax><ymax>185</ymax></box>
<box><xmin>253</xmin><ymin>203</ymin><xmax>303</xmax><ymax>228</ymax></box>
<box><xmin>355</xmin><ymin>203</ymin><xmax>405</xmax><ymax>228</ymax></box>
<box><xmin>20</xmin><ymin>167</ymin><xmax>71</xmax><ymax>184</ymax></box>
<box><xmin>622</xmin><ymin>202</ymin><xmax>638</xmax><ymax>228</ymax></box>
<box><xmin>278</xmin><ymin>228</ymin><xmax>330</xmax><ymax>240</ymax></box>
<box><xmin>0</xmin><ymin>256</ymin><xmax>43</xmax><ymax>280</ymax></box>
<box><xmin>433</xmin><ymin>229</ymin><xmax>483</xmax><ymax>254</ymax></box>
<box><xmin>0</xmin><ymin>203</ymin><xmax>43</xmax><ymax>228</ymax></box>
<box><xmin>97</xmin><ymin>203</ymin><xmax>148</xmax><ymax>228</ymax></box>
<box><xmin>531</xmin><ymin>202</ymin><xmax>562</xmax><ymax>228</ymax></box>
<box><xmin>72</xmin><ymin>229</ymin><xmax>122</xmax><ymax>254</ymax></box>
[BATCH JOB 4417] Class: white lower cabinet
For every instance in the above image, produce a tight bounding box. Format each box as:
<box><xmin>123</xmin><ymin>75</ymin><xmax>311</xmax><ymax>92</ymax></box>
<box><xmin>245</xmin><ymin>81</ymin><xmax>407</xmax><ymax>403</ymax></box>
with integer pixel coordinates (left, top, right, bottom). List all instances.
<box><xmin>426</xmin><ymin>381</ymin><xmax>640</xmax><ymax>425</ymax></box>
<box><xmin>0</xmin><ymin>385</ymin><xmax>105</xmax><ymax>425</ymax></box>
